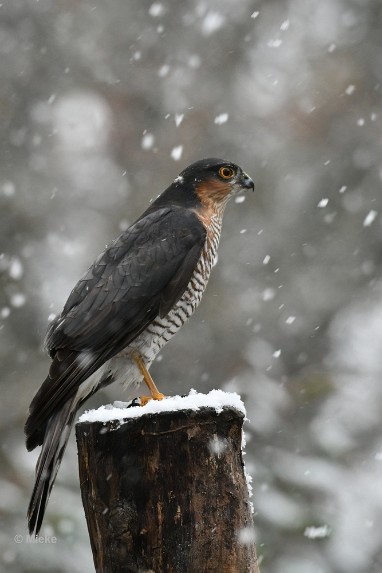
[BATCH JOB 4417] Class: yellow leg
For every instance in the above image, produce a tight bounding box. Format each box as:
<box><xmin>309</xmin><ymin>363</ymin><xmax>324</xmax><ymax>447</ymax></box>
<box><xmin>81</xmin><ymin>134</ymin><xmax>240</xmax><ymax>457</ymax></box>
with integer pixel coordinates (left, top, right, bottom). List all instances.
<box><xmin>132</xmin><ymin>352</ymin><xmax>165</xmax><ymax>405</ymax></box>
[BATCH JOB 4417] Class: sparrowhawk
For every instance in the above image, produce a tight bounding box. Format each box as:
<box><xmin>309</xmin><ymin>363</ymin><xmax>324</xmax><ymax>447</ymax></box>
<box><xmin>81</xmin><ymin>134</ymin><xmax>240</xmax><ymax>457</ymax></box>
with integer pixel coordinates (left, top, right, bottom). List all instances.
<box><xmin>25</xmin><ymin>157</ymin><xmax>254</xmax><ymax>535</ymax></box>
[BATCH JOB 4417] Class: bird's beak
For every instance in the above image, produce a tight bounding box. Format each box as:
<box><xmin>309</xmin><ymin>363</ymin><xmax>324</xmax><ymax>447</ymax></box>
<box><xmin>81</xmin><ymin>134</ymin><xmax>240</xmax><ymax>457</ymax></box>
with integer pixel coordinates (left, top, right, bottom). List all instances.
<box><xmin>241</xmin><ymin>171</ymin><xmax>255</xmax><ymax>191</ymax></box>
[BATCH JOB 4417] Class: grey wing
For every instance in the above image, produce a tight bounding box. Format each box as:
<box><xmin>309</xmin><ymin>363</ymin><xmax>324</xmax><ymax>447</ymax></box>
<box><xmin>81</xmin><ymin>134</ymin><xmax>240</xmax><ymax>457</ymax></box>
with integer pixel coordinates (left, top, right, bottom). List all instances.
<box><xmin>26</xmin><ymin>206</ymin><xmax>206</xmax><ymax>448</ymax></box>
<box><xmin>47</xmin><ymin>206</ymin><xmax>206</xmax><ymax>352</ymax></box>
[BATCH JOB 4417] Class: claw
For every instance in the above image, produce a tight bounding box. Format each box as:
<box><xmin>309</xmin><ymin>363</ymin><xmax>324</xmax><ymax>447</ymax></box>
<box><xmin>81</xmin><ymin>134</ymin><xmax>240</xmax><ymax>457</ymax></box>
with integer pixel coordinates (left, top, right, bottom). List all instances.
<box><xmin>139</xmin><ymin>392</ymin><xmax>165</xmax><ymax>406</ymax></box>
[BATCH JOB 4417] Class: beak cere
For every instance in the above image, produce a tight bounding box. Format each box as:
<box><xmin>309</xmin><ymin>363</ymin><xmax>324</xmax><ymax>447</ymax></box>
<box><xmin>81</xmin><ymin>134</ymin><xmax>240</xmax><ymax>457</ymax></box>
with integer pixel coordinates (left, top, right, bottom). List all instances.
<box><xmin>241</xmin><ymin>172</ymin><xmax>255</xmax><ymax>191</ymax></box>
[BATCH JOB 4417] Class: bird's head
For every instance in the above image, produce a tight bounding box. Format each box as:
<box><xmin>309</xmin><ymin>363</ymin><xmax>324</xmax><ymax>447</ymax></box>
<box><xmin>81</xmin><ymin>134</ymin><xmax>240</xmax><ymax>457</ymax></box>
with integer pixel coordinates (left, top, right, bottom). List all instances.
<box><xmin>177</xmin><ymin>157</ymin><xmax>254</xmax><ymax>208</ymax></box>
<box><xmin>151</xmin><ymin>158</ymin><xmax>254</xmax><ymax>212</ymax></box>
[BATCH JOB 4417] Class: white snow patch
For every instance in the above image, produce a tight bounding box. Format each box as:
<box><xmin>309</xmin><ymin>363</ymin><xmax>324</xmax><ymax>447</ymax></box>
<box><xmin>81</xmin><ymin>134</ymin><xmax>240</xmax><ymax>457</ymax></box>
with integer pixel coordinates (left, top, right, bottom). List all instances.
<box><xmin>141</xmin><ymin>133</ymin><xmax>155</xmax><ymax>150</ymax></box>
<box><xmin>318</xmin><ymin>198</ymin><xmax>329</xmax><ymax>208</ymax></box>
<box><xmin>171</xmin><ymin>145</ymin><xmax>183</xmax><ymax>161</ymax></box>
<box><xmin>363</xmin><ymin>210</ymin><xmax>377</xmax><ymax>227</ymax></box>
<box><xmin>174</xmin><ymin>175</ymin><xmax>184</xmax><ymax>184</ymax></box>
<box><xmin>201</xmin><ymin>12</ymin><xmax>225</xmax><ymax>36</ymax></box>
<box><xmin>214</xmin><ymin>113</ymin><xmax>229</xmax><ymax>125</ymax></box>
<box><xmin>304</xmin><ymin>524</ymin><xmax>331</xmax><ymax>539</ymax></box>
<box><xmin>79</xmin><ymin>389</ymin><xmax>246</xmax><ymax>424</ymax></box>
<box><xmin>235</xmin><ymin>195</ymin><xmax>246</xmax><ymax>204</ymax></box>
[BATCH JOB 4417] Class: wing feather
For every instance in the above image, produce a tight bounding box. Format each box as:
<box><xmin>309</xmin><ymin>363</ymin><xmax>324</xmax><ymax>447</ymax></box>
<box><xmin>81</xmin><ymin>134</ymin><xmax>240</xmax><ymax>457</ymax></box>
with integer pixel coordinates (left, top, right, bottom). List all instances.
<box><xmin>26</xmin><ymin>206</ymin><xmax>206</xmax><ymax>447</ymax></box>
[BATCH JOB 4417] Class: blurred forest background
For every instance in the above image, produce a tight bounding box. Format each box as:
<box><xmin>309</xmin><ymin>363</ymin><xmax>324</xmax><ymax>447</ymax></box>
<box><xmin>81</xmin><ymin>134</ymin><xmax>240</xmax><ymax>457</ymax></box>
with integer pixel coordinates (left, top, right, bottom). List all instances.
<box><xmin>1</xmin><ymin>0</ymin><xmax>382</xmax><ymax>571</ymax></box>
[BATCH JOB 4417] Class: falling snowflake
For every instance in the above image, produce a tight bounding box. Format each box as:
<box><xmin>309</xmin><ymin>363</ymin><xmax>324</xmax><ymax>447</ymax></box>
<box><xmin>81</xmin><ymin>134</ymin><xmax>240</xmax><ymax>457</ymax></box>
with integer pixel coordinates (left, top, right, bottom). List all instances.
<box><xmin>10</xmin><ymin>293</ymin><xmax>26</xmax><ymax>307</ymax></box>
<box><xmin>174</xmin><ymin>113</ymin><xmax>184</xmax><ymax>127</ymax></box>
<box><xmin>237</xmin><ymin>526</ymin><xmax>256</xmax><ymax>545</ymax></box>
<box><xmin>149</xmin><ymin>3</ymin><xmax>164</xmax><ymax>17</ymax></box>
<box><xmin>280</xmin><ymin>19</ymin><xmax>290</xmax><ymax>31</ymax></box>
<box><xmin>363</xmin><ymin>210</ymin><xmax>377</xmax><ymax>227</ymax></box>
<box><xmin>214</xmin><ymin>113</ymin><xmax>229</xmax><ymax>125</ymax></box>
<box><xmin>345</xmin><ymin>84</ymin><xmax>355</xmax><ymax>95</ymax></box>
<box><xmin>171</xmin><ymin>145</ymin><xmax>183</xmax><ymax>161</ymax></box>
<box><xmin>141</xmin><ymin>133</ymin><xmax>155</xmax><ymax>150</ymax></box>
<box><xmin>158</xmin><ymin>64</ymin><xmax>170</xmax><ymax>77</ymax></box>
<box><xmin>201</xmin><ymin>12</ymin><xmax>225</xmax><ymax>36</ymax></box>
<box><xmin>262</xmin><ymin>288</ymin><xmax>275</xmax><ymax>301</ymax></box>
<box><xmin>304</xmin><ymin>525</ymin><xmax>331</xmax><ymax>539</ymax></box>
<box><xmin>2</xmin><ymin>181</ymin><xmax>15</xmax><ymax>197</ymax></box>
<box><xmin>1</xmin><ymin>307</ymin><xmax>10</xmax><ymax>318</ymax></box>
<box><xmin>267</xmin><ymin>38</ymin><xmax>282</xmax><ymax>48</ymax></box>
<box><xmin>9</xmin><ymin>257</ymin><xmax>23</xmax><ymax>280</ymax></box>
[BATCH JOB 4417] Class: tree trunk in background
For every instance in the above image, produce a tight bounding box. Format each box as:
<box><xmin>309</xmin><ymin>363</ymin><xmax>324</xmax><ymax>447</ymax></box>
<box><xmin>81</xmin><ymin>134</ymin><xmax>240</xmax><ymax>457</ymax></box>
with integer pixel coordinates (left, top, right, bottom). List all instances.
<box><xmin>76</xmin><ymin>406</ymin><xmax>260</xmax><ymax>573</ymax></box>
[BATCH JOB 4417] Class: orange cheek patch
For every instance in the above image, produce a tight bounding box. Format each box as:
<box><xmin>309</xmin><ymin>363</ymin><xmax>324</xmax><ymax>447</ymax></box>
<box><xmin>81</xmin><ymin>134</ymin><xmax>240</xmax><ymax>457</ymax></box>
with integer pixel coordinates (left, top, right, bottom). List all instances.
<box><xmin>195</xmin><ymin>179</ymin><xmax>232</xmax><ymax>206</ymax></box>
<box><xmin>193</xmin><ymin>179</ymin><xmax>232</xmax><ymax>231</ymax></box>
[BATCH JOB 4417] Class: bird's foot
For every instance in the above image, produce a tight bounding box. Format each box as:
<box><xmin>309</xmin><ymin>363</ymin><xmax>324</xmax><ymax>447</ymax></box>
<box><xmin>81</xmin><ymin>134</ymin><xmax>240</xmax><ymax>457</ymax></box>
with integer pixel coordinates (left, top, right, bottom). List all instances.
<box><xmin>132</xmin><ymin>352</ymin><xmax>166</xmax><ymax>407</ymax></box>
<box><xmin>139</xmin><ymin>392</ymin><xmax>165</xmax><ymax>406</ymax></box>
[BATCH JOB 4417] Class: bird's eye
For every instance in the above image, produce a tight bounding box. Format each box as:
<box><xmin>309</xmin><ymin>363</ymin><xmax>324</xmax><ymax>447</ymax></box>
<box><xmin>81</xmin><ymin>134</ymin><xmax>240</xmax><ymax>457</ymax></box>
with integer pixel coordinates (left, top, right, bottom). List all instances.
<box><xmin>219</xmin><ymin>166</ymin><xmax>235</xmax><ymax>180</ymax></box>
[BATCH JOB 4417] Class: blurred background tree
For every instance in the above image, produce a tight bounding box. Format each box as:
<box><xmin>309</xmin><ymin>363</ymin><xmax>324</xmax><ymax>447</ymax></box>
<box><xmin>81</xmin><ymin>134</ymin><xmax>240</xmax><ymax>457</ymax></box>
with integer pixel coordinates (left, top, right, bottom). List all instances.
<box><xmin>1</xmin><ymin>0</ymin><xmax>382</xmax><ymax>571</ymax></box>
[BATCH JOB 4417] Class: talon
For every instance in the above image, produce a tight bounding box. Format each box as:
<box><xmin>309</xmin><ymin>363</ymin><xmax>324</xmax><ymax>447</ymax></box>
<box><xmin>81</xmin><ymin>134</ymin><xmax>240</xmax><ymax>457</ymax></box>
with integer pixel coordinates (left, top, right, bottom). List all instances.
<box><xmin>139</xmin><ymin>392</ymin><xmax>165</xmax><ymax>406</ymax></box>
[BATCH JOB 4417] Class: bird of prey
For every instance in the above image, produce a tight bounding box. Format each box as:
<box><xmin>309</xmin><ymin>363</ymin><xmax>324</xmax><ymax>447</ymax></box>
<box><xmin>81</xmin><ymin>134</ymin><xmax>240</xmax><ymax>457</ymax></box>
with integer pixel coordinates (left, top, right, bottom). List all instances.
<box><xmin>25</xmin><ymin>157</ymin><xmax>254</xmax><ymax>535</ymax></box>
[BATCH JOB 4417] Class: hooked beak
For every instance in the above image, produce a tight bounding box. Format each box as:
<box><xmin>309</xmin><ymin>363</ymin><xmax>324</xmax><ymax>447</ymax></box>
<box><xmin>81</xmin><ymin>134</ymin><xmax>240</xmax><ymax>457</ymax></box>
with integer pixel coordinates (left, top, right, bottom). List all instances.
<box><xmin>241</xmin><ymin>171</ymin><xmax>255</xmax><ymax>191</ymax></box>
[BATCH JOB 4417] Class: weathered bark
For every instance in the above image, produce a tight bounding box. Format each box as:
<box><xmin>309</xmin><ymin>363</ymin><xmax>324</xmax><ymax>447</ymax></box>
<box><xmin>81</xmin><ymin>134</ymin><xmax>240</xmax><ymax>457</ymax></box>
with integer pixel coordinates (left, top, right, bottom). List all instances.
<box><xmin>76</xmin><ymin>405</ymin><xmax>259</xmax><ymax>573</ymax></box>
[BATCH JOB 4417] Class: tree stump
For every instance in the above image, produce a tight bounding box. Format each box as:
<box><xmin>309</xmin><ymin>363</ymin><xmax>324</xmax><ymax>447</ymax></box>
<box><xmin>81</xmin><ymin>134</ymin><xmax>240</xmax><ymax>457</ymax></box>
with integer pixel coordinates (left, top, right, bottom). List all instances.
<box><xmin>76</xmin><ymin>399</ymin><xmax>259</xmax><ymax>573</ymax></box>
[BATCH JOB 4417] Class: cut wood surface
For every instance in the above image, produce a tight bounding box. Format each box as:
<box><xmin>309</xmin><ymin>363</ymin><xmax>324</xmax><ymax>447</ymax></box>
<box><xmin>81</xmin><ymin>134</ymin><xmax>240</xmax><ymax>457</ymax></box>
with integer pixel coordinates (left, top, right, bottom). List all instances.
<box><xmin>76</xmin><ymin>403</ymin><xmax>260</xmax><ymax>573</ymax></box>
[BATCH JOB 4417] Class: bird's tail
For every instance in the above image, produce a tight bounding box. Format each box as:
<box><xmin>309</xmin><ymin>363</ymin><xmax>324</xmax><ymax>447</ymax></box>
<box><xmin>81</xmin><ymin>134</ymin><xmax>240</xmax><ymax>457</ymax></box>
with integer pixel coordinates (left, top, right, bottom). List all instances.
<box><xmin>27</xmin><ymin>395</ymin><xmax>79</xmax><ymax>535</ymax></box>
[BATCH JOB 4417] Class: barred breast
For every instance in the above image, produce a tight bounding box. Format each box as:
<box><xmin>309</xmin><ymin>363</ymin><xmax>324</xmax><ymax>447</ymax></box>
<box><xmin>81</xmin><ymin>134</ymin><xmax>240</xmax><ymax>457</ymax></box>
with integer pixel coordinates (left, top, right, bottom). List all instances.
<box><xmin>102</xmin><ymin>209</ymin><xmax>225</xmax><ymax>394</ymax></box>
<box><xmin>140</xmin><ymin>214</ymin><xmax>221</xmax><ymax>363</ymax></box>
<box><xmin>136</xmin><ymin>212</ymin><xmax>222</xmax><ymax>362</ymax></box>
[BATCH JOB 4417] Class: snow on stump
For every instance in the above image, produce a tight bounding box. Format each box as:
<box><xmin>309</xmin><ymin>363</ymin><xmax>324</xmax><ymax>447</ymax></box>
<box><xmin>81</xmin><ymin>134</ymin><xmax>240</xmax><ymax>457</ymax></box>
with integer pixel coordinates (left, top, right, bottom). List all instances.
<box><xmin>76</xmin><ymin>390</ymin><xmax>260</xmax><ymax>573</ymax></box>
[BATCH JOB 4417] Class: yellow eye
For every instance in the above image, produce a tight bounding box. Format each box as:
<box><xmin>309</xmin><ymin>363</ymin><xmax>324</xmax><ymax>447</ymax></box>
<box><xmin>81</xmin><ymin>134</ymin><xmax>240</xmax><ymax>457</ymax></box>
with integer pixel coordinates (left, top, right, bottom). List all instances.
<box><xmin>219</xmin><ymin>166</ymin><xmax>235</xmax><ymax>180</ymax></box>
